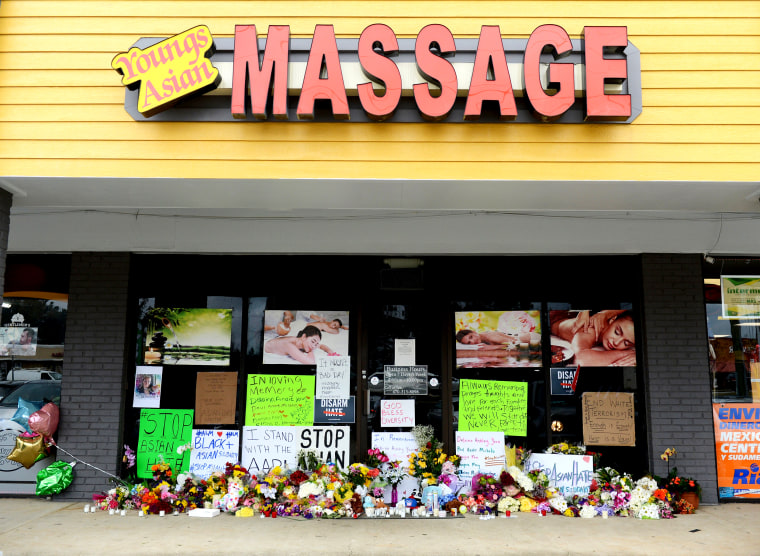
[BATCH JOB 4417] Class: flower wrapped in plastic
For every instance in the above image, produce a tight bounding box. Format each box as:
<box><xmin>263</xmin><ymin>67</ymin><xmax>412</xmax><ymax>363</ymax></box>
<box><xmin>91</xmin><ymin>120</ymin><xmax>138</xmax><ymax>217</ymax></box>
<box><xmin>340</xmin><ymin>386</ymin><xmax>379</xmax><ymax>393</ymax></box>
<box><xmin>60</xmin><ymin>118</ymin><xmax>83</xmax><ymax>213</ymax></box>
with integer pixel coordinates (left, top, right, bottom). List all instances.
<box><xmin>497</xmin><ymin>495</ymin><xmax>520</xmax><ymax>514</ymax></box>
<box><xmin>519</xmin><ymin>496</ymin><xmax>538</xmax><ymax>513</ymax></box>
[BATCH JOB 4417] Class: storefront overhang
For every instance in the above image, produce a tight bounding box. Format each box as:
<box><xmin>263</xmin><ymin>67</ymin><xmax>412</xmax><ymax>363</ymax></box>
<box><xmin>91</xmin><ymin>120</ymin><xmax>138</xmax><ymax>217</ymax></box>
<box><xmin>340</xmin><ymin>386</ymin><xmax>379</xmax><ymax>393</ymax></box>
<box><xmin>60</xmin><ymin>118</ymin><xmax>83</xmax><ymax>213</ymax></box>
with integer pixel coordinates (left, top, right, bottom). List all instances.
<box><xmin>2</xmin><ymin>177</ymin><xmax>759</xmax><ymax>255</ymax></box>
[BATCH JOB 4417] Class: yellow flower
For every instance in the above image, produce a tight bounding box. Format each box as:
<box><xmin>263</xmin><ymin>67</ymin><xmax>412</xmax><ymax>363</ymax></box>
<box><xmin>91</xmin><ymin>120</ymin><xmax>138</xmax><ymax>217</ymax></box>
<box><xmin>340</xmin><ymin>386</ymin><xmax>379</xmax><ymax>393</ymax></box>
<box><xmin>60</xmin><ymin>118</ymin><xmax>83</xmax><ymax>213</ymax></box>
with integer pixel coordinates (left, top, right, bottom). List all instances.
<box><xmin>520</xmin><ymin>497</ymin><xmax>538</xmax><ymax>512</ymax></box>
<box><xmin>418</xmin><ymin>461</ymin><xmax>426</xmax><ymax>469</ymax></box>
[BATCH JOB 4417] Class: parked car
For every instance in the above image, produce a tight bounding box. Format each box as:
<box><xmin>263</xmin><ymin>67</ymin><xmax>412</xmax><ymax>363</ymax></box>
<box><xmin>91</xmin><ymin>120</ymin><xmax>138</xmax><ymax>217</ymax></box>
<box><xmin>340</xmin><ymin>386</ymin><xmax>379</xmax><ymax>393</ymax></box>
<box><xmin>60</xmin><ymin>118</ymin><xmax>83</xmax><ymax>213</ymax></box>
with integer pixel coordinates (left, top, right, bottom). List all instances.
<box><xmin>0</xmin><ymin>380</ymin><xmax>26</xmax><ymax>403</ymax></box>
<box><xmin>0</xmin><ymin>380</ymin><xmax>61</xmax><ymax>421</ymax></box>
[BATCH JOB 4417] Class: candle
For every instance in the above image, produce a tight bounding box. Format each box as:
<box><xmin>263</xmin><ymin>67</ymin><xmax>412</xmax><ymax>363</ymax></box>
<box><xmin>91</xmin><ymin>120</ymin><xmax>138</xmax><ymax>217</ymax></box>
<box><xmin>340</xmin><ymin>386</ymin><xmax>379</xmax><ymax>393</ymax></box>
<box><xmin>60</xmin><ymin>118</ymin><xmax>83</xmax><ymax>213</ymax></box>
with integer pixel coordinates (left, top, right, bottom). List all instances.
<box><xmin>108</xmin><ymin>509</ymin><xmax>115</xmax><ymax>515</ymax></box>
<box><xmin>602</xmin><ymin>512</ymin><xmax>608</xmax><ymax>519</ymax></box>
<box><xmin>159</xmin><ymin>510</ymin><xmax>165</xmax><ymax>517</ymax></box>
<box><xmin>83</xmin><ymin>504</ymin><xmax>90</xmax><ymax>513</ymax></box>
<box><xmin>120</xmin><ymin>510</ymin><xmax>126</xmax><ymax>517</ymax></box>
<box><xmin>506</xmin><ymin>510</ymin><xmax>511</xmax><ymax>517</ymax></box>
<box><xmin>90</xmin><ymin>506</ymin><xmax>96</xmax><ymax>513</ymax></box>
<box><xmin>541</xmin><ymin>510</ymin><xmax>546</xmax><ymax>516</ymax></box>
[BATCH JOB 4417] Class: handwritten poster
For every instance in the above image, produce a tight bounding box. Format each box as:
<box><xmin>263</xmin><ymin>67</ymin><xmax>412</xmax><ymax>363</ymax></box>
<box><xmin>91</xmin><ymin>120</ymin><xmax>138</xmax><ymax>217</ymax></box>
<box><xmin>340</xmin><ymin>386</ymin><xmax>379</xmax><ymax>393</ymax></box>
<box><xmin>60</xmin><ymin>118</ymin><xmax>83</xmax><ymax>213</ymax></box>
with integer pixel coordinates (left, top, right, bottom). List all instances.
<box><xmin>136</xmin><ymin>409</ymin><xmax>193</xmax><ymax>478</ymax></box>
<box><xmin>316</xmin><ymin>356</ymin><xmax>350</xmax><ymax>399</ymax></box>
<box><xmin>458</xmin><ymin>379</ymin><xmax>528</xmax><ymax>436</ymax></box>
<box><xmin>582</xmin><ymin>391</ymin><xmax>636</xmax><ymax>446</ymax></box>
<box><xmin>525</xmin><ymin>453</ymin><xmax>594</xmax><ymax>497</ymax></box>
<box><xmin>455</xmin><ymin>431</ymin><xmax>507</xmax><ymax>486</ymax></box>
<box><xmin>195</xmin><ymin>372</ymin><xmax>237</xmax><ymax>424</ymax></box>
<box><xmin>245</xmin><ymin>374</ymin><xmax>315</xmax><ymax>426</ymax></box>
<box><xmin>241</xmin><ymin>426</ymin><xmax>349</xmax><ymax>474</ymax></box>
<box><xmin>380</xmin><ymin>399</ymin><xmax>416</xmax><ymax>427</ymax></box>
<box><xmin>371</xmin><ymin>432</ymin><xmax>417</xmax><ymax>467</ymax></box>
<box><xmin>188</xmin><ymin>429</ymin><xmax>240</xmax><ymax>478</ymax></box>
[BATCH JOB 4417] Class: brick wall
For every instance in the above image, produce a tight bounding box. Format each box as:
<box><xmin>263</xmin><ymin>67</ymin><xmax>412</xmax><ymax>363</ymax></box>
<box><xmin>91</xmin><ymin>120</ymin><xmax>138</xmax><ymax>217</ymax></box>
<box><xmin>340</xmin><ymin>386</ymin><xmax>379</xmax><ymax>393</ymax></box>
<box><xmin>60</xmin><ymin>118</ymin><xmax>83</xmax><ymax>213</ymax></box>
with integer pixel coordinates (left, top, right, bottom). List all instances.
<box><xmin>641</xmin><ymin>253</ymin><xmax>717</xmax><ymax>504</ymax></box>
<box><xmin>56</xmin><ymin>253</ymin><xmax>130</xmax><ymax>499</ymax></box>
<box><xmin>0</xmin><ymin>190</ymin><xmax>11</xmax><ymax>301</ymax></box>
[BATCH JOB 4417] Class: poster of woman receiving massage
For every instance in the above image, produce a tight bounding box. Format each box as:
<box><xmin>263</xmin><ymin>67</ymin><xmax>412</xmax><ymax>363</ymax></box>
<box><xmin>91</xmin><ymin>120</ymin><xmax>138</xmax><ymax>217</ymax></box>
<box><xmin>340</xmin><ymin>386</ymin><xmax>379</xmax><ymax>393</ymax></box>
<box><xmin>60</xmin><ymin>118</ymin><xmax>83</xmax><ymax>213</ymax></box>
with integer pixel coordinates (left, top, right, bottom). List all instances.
<box><xmin>455</xmin><ymin>310</ymin><xmax>542</xmax><ymax>368</ymax></box>
<box><xmin>262</xmin><ymin>310</ymin><xmax>350</xmax><ymax>365</ymax></box>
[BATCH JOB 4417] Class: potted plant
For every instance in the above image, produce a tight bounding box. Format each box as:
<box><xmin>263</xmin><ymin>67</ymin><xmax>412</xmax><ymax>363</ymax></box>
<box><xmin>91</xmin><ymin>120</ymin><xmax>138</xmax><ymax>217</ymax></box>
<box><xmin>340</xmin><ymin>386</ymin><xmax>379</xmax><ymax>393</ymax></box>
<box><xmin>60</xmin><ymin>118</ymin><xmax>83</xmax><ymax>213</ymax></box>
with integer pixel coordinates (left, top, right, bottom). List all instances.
<box><xmin>660</xmin><ymin>448</ymin><xmax>701</xmax><ymax>509</ymax></box>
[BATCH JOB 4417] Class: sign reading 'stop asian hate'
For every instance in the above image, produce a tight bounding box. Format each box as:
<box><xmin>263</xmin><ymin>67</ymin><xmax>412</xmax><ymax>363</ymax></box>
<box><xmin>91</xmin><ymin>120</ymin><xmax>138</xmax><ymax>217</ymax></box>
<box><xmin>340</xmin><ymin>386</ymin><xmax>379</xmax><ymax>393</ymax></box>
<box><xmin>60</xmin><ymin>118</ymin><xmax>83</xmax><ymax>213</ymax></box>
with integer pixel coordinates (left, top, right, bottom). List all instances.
<box><xmin>113</xmin><ymin>23</ymin><xmax>640</xmax><ymax>123</ymax></box>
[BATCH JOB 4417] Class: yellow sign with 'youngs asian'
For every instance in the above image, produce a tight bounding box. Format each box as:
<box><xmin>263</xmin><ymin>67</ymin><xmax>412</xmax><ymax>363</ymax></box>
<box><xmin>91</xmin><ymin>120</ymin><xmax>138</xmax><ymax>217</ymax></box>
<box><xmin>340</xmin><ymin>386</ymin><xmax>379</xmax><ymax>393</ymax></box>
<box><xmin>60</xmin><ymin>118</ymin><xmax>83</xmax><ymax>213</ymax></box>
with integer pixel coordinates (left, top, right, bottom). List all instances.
<box><xmin>111</xmin><ymin>25</ymin><xmax>221</xmax><ymax>117</ymax></box>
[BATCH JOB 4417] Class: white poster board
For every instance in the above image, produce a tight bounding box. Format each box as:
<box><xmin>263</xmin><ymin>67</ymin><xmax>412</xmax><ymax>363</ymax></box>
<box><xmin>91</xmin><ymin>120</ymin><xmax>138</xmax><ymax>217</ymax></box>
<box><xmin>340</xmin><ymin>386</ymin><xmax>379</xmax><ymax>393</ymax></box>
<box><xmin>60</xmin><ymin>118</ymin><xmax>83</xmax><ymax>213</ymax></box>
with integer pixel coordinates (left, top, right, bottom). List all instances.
<box><xmin>371</xmin><ymin>431</ymin><xmax>421</xmax><ymax>501</ymax></box>
<box><xmin>524</xmin><ymin>453</ymin><xmax>594</xmax><ymax>498</ymax></box>
<box><xmin>316</xmin><ymin>356</ymin><xmax>350</xmax><ymax>399</ymax></box>
<box><xmin>455</xmin><ymin>431</ymin><xmax>506</xmax><ymax>489</ymax></box>
<box><xmin>188</xmin><ymin>429</ymin><xmax>240</xmax><ymax>478</ymax></box>
<box><xmin>242</xmin><ymin>426</ymin><xmax>350</xmax><ymax>474</ymax></box>
<box><xmin>380</xmin><ymin>399</ymin><xmax>416</xmax><ymax>427</ymax></box>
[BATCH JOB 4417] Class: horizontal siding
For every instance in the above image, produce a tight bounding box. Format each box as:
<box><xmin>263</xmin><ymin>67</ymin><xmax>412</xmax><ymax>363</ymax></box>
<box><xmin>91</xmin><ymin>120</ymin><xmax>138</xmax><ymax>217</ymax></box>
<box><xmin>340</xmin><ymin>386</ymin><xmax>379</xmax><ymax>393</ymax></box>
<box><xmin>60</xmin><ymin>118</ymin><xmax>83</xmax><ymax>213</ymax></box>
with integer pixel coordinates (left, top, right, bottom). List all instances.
<box><xmin>0</xmin><ymin>0</ymin><xmax>758</xmax><ymax>182</ymax></box>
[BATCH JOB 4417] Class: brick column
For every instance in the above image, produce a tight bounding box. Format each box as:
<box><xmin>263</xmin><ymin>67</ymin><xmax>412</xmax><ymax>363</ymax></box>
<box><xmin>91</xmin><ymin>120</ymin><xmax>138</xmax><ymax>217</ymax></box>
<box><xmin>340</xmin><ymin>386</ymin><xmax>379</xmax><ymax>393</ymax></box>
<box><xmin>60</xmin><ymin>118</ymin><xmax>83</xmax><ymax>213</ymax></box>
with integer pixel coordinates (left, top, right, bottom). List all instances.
<box><xmin>0</xmin><ymin>189</ymin><xmax>11</xmax><ymax>304</ymax></box>
<box><xmin>641</xmin><ymin>254</ymin><xmax>718</xmax><ymax>504</ymax></box>
<box><xmin>56</xmin><ymin>253</ymin><xmax>130</xmax><ymax>500</ymax></box>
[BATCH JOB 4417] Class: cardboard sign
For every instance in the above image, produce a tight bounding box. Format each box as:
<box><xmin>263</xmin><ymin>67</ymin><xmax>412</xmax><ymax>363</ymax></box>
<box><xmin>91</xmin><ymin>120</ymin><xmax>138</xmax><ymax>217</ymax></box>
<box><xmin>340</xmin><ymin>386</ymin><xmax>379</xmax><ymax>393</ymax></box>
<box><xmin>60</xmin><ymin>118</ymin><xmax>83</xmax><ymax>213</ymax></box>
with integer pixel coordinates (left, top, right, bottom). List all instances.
<box><xmin>195</xmin><ymin>372</ymin><xmax>237</xmax><ymax>424</ymax></box>
<box><xmin>136</xmin><ymin>409</ymin><xmax>193</xmax><ymax>478</ymax></box>
<box><xmin>455</xmin><ymin>431</ymin><xmax>506</xmax><ymax>486</ymax></box>
<box><xmin>525</xmin><ymin>453</ymin><xmax>594</xmax><ymax>498</ymax></box>
<box><xmin>314</xmin><ymin>397</ymin><xmax>355</xmax><ymax>423</ymax></box>
<box><xmin>316</xmin><ymin>356</ymin><xmax>350</xmax><ymax>399</ymax></box>
<box><xmin>245</xmin><ymin>374</ymin><xmax>315</xmax><ymax>426</ymax></box>
<box><xmin>383</xmin><ymin>365</ymin><xmax>428</xmax><ymax>395</ymax></box>
<box><xmin>582</xmin><ymin>392</ymin><xmax>636</xmax><ymax>446</ymax></box>
<box><xmin>380</xmin><ymin>399</ymin><xmax>415</xmax><ymax>427</ymax></box>
<box><xmin>242</xmin><ymin>426</ymin><xmax>349</xmax><ymax>473</ymax></box>
<box><xmin>188</xmin><ymin>429</ymin><xmax>240</xmax><ymax>478</ymax></box>
<box><xmin>458</xmin><ymin>379</ymin><xmax>528</xmax><ymax>436</ymax></box>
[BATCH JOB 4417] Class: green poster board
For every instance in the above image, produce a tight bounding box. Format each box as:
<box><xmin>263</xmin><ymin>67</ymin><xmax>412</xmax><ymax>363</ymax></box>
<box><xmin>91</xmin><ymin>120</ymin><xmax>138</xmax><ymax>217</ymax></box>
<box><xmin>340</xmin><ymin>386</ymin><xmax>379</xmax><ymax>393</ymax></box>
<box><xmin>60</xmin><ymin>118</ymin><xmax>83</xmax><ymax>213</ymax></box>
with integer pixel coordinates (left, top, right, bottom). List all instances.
<box><xmin>136</xmin><ymin>409</ymin><xmax>194</xmax><ymax>478</ymax></box>
<box><xmin>245</xmin><ymin>374</ymin><xmax>315</xmax><ymax>426</ymax></box>
<box><xmin>459</xmin><ymin>379</ymin><xmax>527</xmax><ymax>436</ymax></box>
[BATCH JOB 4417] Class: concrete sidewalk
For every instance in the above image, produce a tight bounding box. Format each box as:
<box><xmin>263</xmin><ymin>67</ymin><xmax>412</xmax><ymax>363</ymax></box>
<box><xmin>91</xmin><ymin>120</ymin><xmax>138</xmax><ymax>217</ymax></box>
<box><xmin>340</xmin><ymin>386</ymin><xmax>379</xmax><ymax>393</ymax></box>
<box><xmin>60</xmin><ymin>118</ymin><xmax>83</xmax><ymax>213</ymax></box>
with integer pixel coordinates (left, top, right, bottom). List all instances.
<box><xmin>0</xmin><ymin>498</ymin><xmax>756</xmax><ymax>555</ymax></box>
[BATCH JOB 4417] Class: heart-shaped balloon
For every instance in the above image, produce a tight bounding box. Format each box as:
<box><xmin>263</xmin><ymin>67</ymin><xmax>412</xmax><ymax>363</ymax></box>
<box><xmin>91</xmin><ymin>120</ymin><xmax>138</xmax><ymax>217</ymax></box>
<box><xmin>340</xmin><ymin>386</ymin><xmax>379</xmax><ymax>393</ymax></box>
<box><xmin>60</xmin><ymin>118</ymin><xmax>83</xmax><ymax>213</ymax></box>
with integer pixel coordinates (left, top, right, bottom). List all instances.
<box><xmin>29</xmin><ymin>403</ymin><xmax>60</xmax><ymax>437</ymax></box>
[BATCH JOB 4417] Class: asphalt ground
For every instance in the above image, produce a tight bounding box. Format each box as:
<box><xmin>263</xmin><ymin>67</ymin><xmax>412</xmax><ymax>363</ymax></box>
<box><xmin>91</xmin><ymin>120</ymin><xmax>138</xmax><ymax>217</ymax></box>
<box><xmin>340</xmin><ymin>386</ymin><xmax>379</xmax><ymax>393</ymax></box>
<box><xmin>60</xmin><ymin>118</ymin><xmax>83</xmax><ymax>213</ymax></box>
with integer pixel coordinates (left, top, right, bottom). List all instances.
<box><xmin>0</xmin><ymin>498</ymin><xmax>756</xmax><ymax>555</ymax></box>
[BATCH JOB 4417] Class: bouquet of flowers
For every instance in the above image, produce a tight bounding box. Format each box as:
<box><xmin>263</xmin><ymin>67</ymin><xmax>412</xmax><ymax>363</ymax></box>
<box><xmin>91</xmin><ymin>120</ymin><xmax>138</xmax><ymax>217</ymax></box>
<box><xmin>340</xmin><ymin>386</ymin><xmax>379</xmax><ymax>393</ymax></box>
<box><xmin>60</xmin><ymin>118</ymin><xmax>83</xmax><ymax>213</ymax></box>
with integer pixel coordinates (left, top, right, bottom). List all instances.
<box><xmin>366</xmin><ymin>448</ymin><xmax>390</xmax><ymax>468</ymax></box>
<box><xmin>379</xmin><ymin>460</ymin><xmax>407</xmax><ymax>486</ymax></box>
<box><xmin>545</xmin><ymin>442</ymin><xmax>586</xmax><ymax>455</ymax></box>
<box><xmin>407</xmin><ymin>425</ymin><xmax>460</xmax><ymax>486</ymax></box>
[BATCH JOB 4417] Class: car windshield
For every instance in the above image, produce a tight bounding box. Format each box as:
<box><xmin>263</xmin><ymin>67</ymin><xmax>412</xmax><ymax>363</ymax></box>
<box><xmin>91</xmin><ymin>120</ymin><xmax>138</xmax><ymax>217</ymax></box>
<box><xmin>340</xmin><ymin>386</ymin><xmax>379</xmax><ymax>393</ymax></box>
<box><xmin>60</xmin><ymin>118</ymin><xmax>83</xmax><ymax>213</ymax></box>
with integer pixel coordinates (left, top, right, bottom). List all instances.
<box><xmin>0</xmin><ymin>382</ymin><xmax>61</xmax><ymax>407</ymax></box>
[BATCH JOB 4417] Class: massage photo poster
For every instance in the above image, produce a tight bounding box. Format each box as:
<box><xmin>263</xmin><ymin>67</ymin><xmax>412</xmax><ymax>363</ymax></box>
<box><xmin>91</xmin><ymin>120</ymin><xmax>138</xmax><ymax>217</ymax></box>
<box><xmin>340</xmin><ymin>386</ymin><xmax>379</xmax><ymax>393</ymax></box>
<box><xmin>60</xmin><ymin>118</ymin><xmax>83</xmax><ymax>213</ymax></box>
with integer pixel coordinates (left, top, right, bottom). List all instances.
<box><xmin>454</xmin><ymin>310</ymin><xmax>542</xmax><ymax>369</ymax></box>
<box><xmin>140</xmin><ymin>307</ymin><xmax>233</xmax><ymax>366</ymax></box>
<box><xmin>262</xmin><ymin>309</ymin><xmax>349</xmax><ymax>365</ymax></box>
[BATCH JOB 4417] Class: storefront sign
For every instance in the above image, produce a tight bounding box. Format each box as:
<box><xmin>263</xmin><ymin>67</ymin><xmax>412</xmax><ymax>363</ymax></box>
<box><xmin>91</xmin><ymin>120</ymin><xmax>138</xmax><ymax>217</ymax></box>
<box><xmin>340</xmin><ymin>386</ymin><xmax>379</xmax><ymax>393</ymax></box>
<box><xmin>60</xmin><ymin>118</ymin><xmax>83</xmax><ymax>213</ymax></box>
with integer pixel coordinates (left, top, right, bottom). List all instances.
<box><xmin>112</xmin><ymin>25</ymin><xmax>221</xmax><ymax>118</ymax></box>
<box><xmin>114</xmin><ymin>24</ymin><xmax>640</xmax><ymax>123</ymax></box>
<box><xmin>242</xmin><ymin>426</ymin><xmax>349</xmax><ymax>473</ymax></box>
<box><xmin>713</xmin><ymin>403</ymin><xmax>760</xmax><ymax>499</ymax></box>
<box><xmin>721</xmin><ymin>276</ymin><xmax>760</xmax><ymax>319</ymax></box>
<box><xmin>581</xmin><ymin>392</ymin><xmax>635</xmax><ymax>446</ymax></box>
<box><xmin>384</xmin><ymin>365</ymin><xmax>428</xmax><ymax>395</ymax></box>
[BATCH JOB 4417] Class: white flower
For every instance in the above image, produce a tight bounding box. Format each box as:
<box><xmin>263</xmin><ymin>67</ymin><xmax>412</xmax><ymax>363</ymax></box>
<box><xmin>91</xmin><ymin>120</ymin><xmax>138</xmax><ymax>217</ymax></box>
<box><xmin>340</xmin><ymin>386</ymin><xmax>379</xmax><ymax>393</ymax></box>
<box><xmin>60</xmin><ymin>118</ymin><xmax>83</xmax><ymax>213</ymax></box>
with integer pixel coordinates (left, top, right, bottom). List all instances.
<box><xmin>549</xmin><ymin>497</ymin><xmax>568</xmax><ymax>513</ymax></box>
<box><xmin>638</xmin><ymin>502</ymin><xmax>660</xmax><ymax>520</ymax></box>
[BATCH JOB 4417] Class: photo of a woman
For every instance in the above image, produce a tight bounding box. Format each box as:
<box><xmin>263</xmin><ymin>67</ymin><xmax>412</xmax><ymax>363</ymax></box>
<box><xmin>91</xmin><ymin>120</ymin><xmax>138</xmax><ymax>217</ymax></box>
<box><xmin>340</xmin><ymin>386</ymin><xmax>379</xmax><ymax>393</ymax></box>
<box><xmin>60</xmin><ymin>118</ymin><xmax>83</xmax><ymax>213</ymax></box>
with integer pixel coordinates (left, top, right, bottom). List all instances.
<box><xmin>550</xmin><ymin>309</ymin><xmax>636</xmax><ymax>367</ymax></box>
<box><xmin>262</xmin><ymin>309</ymin><xmax>349</xmax><ymax>365</ymax></box>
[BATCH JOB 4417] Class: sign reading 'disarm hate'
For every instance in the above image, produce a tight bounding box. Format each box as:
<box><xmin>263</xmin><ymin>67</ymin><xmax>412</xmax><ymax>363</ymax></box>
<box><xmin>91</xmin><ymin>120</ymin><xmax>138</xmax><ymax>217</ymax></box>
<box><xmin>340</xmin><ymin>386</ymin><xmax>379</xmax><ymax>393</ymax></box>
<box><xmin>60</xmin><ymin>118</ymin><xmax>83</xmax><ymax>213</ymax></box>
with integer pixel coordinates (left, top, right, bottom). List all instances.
<box><xmin>241</xmin><ymin>426</ymin><xmax>349</xmax><ymax>473</ymax></box>
<box><xmin>458</xmin><ymin>379</ymin><xmax>527</xmax><ymax>436</ymax></box>
<box><xmin>188</xmin><ymin>429</ymin><xmax>240</xmax><ymax>478</ymax></box>
<box><xmin>525</xmin><ymin>453</ymin><xmax>594</xmax><ymax>497</ymax></box>
<box><xmin>245</xmin><ymin>374</ymin><xmax>315</xmax><ymax>426</ymax></box>
<box><xmin>137</xmin><ymin>409</ymin><xmax>193</xmax><ymax>478</ymax></box>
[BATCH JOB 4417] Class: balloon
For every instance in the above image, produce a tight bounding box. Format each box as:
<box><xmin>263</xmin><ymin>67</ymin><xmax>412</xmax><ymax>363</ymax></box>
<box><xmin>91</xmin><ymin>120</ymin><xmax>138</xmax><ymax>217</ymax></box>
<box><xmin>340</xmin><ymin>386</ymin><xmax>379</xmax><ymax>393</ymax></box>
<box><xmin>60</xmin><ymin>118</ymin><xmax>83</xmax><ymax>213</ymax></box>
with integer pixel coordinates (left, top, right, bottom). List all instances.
<box><xmin>11</xmin><ymin>398</ymin><xmax>44</xmax><ymax>432</ymax></box>
<box><xmin>7</xmin><ymin>434</ymin><xmax>44</xmax><ymax>468</ymax></box>
<box><xmin>36</xmin><ymin>460</ymin><xmax>74</xmax><ymax>496</ymax></box>
<box><xmin>29</xmin><ymin>403</ymin><xmax>59</xmax><ymax>437</ymax></box>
